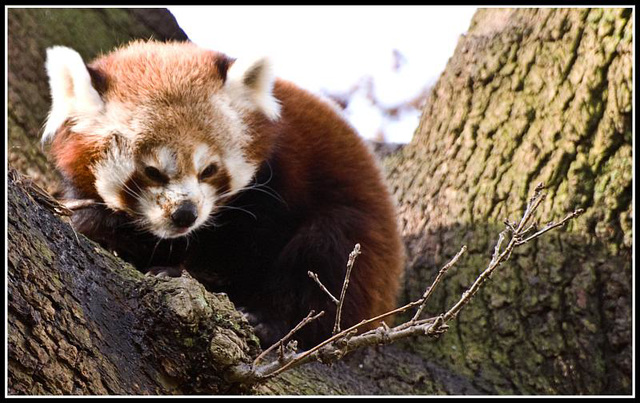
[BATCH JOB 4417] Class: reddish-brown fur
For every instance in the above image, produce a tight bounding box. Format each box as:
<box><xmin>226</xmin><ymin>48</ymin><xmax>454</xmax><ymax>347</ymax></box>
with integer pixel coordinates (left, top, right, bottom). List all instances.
<box><xmin>50</xmin><ymin>125</ymin><xmax>102</xmax><ymax>198</ymax></box>
<box><xmin>47</xmin><ymin>41</ymin><xmax>405</xmax><ymax>348</ymax></box>
<box><xmin>271</xmin><ymin>80</ymin><xmax>405</xmax><ymax>319</ymax></box>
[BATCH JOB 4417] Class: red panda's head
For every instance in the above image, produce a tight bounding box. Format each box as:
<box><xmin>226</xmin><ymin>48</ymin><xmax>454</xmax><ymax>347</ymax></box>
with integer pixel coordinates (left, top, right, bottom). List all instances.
<box><xmin>42</xmin><ymin>40</ymin><xmax>280</xmax><ymax>239</ymax></box>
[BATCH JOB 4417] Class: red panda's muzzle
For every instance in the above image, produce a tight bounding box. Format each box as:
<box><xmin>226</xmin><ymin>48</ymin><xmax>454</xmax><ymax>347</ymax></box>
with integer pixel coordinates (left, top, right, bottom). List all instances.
<box><xmin>170</xmin><ymin>200</ymin><xmax>198</xmax><ymax>229</ymax></box>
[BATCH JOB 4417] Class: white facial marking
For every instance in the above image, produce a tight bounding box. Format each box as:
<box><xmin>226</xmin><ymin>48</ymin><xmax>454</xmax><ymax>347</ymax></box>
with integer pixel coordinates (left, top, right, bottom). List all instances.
<box><xmin>138</xmin><ymin>189</ymin><xmax>164</xmax><ymax>227</ymax></box>
<box><xmin>92</xmin><ymin>140</ymin><xmax>135</xmax><ymax>211</ymax></box>
<box><xmin>157</xmin><ymin>147</ymin><xmax>177</xmax><ymax>176</ymax></box>
<box><xmin>224</xmin><ymin>148</ymin><xmax>257</xmax><ymax>196</ymax></box>
<box><xmin>193</xmin><ymin>143</ymin><xmax>218</xmax><ymax>173</ymax></box>
<box><xmin>167</xmin><ymin>176</ymin><xmax>200</xmax><ymax>201</ymax></box>
<box><xmin>139</xmin><ymin>146</ymin><xmax>177</xmax><ymax>177</ymax></box>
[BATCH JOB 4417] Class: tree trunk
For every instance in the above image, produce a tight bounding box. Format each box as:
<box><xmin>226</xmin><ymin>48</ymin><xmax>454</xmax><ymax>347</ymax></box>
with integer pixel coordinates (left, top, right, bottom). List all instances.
<box><xmin>7</xmin><ymin>7</ymin><xmax>633</xmax><ymax>395</ymax></box>
<box><xmin>385</xmin><ymin>8</ymin><xmax>632</xmax><ymax>394</ymax></box>
<box><xmin>7</xmin><ymin>170</ymin><xmax>263</xmax><ymax>395</ymax></box>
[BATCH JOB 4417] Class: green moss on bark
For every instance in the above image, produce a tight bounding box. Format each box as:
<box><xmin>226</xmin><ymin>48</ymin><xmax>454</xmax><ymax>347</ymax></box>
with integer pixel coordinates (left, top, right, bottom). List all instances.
<box><xmin>387</xmin><ymin>8</ymin><xmax>632</xmax><ymax>394</ymax></box>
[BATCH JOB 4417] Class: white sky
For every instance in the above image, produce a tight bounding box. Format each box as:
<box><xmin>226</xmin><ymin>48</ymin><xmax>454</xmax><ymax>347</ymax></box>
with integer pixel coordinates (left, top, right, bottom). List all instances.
<box><xmin>169</xmin><ymin>6</ymin><xmax>477</xmax><ymax>143</ymax></box>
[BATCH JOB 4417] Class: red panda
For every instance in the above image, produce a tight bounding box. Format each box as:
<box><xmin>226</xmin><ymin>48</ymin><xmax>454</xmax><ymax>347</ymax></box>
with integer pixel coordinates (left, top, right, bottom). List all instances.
<box><xmin>42</xmin><ymin>40</ymin><xmax>405</xmax><ymax>349</ymax></box>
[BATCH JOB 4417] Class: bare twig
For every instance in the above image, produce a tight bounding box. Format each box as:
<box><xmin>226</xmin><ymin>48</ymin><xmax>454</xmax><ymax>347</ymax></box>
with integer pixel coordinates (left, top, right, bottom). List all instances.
<box><xmin>253</xmin><ymin>310</ymin><xmax>325</xmax><ymax>366</ymax></box>
<box><xmin>490</xmin><ymin>231</ymin><xmax>508</xmax><ymax>265</ymax></box>
<box><xmin>307</xmin><ymin>271</ymin><xmax>339</xmax><ymax>305</ymax></box>
<box><xmin>228</xmin><ymin>183</ymin><xmax>584</xmax><ymax>386</ymax></box>
<box><xmin>521</xmin><ymin>220</ymin><xmax>538</xmax><ymax>236</ymax></box>
<box><xmin>442</xmin><ymin>185</ymin><xmax>583</xmax><ymax>323</ymax></box>
<box><xmin>514</xmin><ymin>209</ymin><xmax>584</xmax><ymax>246</ymax></box>
<box><xmin>401</xmin><ymin>245</ymin><xmax>467</xmax><ymax>328</ymax></box>
<box><xmin>60</xmin><ymin>198</ymin><xmax>100</xmax><ymax>211</ymax></box>
<box><xmin>257</xmin><ymin>294</ymin><xmax>433</xmax><ymax>379</ymax></box>
<box><xmin>333</xmin><ymin>243</ymin><xmax>361</xmax><ymax>334</ymax></box>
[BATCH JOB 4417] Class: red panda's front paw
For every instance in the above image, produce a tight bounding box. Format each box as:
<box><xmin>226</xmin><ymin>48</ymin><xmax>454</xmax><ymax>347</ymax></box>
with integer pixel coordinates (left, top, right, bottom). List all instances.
<box><xmin>145</xmin><ymin>266</ymin><xmax>183</xmax><ymax>277</ymax></box>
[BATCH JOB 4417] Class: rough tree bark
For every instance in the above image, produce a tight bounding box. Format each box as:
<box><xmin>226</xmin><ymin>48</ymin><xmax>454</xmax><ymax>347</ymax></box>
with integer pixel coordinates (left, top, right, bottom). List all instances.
<box><xmin>7</xmin><ymin>7</ymin><xmax>633</xmax><ymax>395</ymax></box>
<box><xmin>385</xmin><ymin>8</ymin><xmax>632</xmax><ymax>394</ymax></box>
<box><xmin>7</xmin><ymin>170</ymin><xmax>263</xmax><ymax>394</ymax></box>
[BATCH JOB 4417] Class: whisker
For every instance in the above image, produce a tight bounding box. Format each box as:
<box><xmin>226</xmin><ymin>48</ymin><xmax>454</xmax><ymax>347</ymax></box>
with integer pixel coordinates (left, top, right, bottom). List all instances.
<box><xmin>217</xmin><ymin>183</ymin><xmax>287</xmax><ymax>207</ymax></box>
<box><xmin>147</xmin><ymin>237</ymin><xmax>163</xmax><ymax>267</ymax></box>
<box><xmin>112</xmin><ymin>172</ymin><xmax>146</xmax><ymax>204</ymax></box>
<box><xmin>250</xmin><ymin>185</ymin><xmax>287</xmax><ymax>206</ymax></box>
<box><xmin>201</xmin><ymin>216</ymin><xmax>223</xmax><ymax>229</ymax></box>
<box><xmin>215</xmin><ymin>205</ymin><xmax>258</xmax><ymax>220</ymax></box>
<box><xmin>215</xmin><ymin>161</ymin><xmax>287</xmax><ymax>207</ymax></box>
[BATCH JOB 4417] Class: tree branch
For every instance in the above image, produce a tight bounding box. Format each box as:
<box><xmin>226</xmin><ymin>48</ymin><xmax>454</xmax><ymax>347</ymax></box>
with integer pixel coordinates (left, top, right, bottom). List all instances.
<box><xmin>228</xmin><ymin>183</ymin><xmax>583</xmax><ymax>386</ymax></box>
<box><xmin>333</xmin><ymin>243</ymin><xmax>361</xmax><ymax>334</ymax></box>
<box><xmin>253</xmin><ymin>310</ymin><xmax>325</xmax><ymax>366</ymax></box>
<box><xmin>307</xmin><ymin>271</ymin><xmax>339</xmax><ymax>305</ymax></box>
<box><xmin>402</xmin><ymin>244</ymin><xmax>467</xmax><ymax>329</ymax></box>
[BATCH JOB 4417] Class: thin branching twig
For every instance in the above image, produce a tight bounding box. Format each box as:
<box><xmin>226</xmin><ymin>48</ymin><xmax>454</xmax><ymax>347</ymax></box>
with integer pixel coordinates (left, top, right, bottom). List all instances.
<box><xmin>253</xmin><ymin>310</ymin><xmax>325</xmax><ymax>366</ymax></box>
<box><xmin>50</xmin><ymin>181</ymin><xmax>584</xmax><ymax>386</ymax></box>
<box><xmin>441</xmin><ymin>185</ymin><xmax>583</xmax><ymax>324</ymax></box>
<box><xmin>399</xmin><ymin>244</ymin><xmax>467</xmax><ymax>330</ymax></box>
<box><xmin>307</xmin><ymin>271</ymin><xmax>339</xmax><ymax>305</ymax></box>
<box><xmin>515</xmin><ymin>209</ymin><xmax>584</xmax><ymax>246</ymax></box>
<box><xmin>227</xmin><ymin>183</ymin><xmax>584</xmax><ymax>385</ymax></box>
<box><xmin>333</xmin><ymin>243</ymin><xmax>361</xmax><ymax>334</ymax></box>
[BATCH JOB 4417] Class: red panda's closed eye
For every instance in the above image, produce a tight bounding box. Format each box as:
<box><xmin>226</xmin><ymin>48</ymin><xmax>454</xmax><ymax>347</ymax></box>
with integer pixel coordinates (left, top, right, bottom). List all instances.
<box><xmin>199</xmin><ymin>163</ymin><xmax>219</xmax><ymax>180</ymax></box>
<box><xmin>144</xmin><ymin>166</ymin><xmax>168</xmax><ymax>184</ymax></box>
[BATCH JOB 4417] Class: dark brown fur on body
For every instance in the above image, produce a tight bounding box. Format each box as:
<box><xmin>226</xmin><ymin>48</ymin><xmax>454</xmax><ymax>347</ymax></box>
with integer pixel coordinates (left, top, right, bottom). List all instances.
<box><xmin>46</xmin><ymin>41</ymin><xmax>405</xmax><ymax>348</ymax></box>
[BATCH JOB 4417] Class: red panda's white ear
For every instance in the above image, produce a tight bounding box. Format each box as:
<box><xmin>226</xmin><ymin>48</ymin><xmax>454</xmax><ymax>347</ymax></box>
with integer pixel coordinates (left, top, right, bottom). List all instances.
<box><xmin>42</xmin><ymin>46</ymin><xmax>105</xmax><ymax>142</ymax></box>
<box><xmin>225</xmin><ymin>56</ymin><xmax>281</xmax><ymax>121</ymax></box>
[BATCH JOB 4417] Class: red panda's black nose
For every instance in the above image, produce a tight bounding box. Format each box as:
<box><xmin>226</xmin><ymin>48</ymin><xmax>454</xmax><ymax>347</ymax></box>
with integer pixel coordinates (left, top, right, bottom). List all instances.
<box><xmin>171</xmin><ymin>201</ymin><xmax>198</xmax><ymax>228</ymax></box>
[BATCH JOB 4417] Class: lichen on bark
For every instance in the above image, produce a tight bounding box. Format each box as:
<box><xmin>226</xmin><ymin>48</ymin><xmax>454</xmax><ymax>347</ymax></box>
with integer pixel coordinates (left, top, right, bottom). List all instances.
<box><xmin>385</xmin><ymin>8</ymin><xmax>632</xmax><ymax>394</ymax></box>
